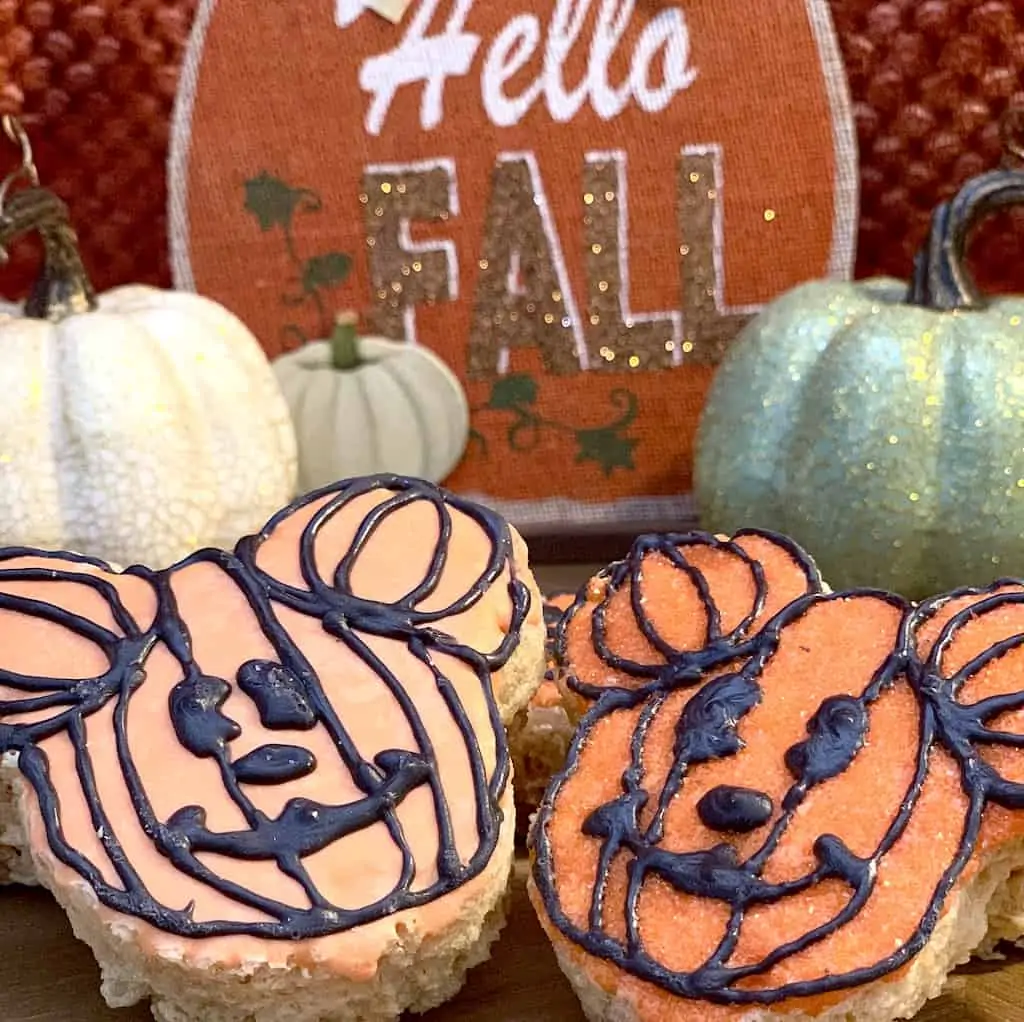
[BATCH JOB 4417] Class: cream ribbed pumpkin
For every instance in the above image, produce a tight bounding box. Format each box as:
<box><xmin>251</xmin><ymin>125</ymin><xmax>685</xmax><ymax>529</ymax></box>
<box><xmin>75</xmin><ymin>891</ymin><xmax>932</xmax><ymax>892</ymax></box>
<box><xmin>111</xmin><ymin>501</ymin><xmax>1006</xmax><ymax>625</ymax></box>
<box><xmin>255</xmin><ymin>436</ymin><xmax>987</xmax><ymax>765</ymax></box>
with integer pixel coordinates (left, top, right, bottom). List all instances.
<box><xmin>0</xmin><ymin>186</ymin><xmax>297</xmax><ymax>569</ymax></box>
<box><xmin>272</xmin><ymin>314</ymin><xmax>470</xmax><ymax>490</ymax></box>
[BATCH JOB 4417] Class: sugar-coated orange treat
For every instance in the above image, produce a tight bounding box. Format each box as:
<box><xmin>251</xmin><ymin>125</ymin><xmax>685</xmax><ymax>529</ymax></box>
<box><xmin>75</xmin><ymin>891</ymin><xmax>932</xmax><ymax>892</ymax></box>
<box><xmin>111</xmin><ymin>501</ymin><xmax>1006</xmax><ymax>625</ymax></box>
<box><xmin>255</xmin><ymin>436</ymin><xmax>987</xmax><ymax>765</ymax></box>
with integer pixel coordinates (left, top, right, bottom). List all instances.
<box><xmin>530</xmin><ymin>530</ymin><xmax>1024</xmax><ymax>1022</ymax></box>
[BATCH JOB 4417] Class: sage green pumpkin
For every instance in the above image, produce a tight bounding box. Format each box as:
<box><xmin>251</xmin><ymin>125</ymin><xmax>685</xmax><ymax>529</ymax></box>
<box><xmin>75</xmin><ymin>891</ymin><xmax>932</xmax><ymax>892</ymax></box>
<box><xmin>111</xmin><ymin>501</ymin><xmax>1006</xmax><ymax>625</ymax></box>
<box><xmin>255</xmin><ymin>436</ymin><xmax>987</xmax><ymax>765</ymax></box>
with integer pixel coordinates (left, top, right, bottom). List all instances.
<box><xmin>272</xmin><ymin>314</ymin><xmax>470</xmax><ymax>492</ymax></box>
<box><xmin>695</xmin><ymin>169</ymin><xmax>1024</xmax><ymax>599</ymax></box>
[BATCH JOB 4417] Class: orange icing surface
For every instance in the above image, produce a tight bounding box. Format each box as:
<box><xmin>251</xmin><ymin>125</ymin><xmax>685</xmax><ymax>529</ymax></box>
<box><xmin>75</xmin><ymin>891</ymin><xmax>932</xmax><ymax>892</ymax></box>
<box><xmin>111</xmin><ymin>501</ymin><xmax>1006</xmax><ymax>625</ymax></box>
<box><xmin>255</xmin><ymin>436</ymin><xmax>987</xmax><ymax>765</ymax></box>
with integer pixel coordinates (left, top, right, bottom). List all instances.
<box><xmin>1</xmin><ymin>489</ymin><xmax>540</xmax><ymax>977</ymax></box>
<box><xmin>536</xmin><ymin>551</ymin><xmax>1024</xmax><ymax>1019</ymax></box>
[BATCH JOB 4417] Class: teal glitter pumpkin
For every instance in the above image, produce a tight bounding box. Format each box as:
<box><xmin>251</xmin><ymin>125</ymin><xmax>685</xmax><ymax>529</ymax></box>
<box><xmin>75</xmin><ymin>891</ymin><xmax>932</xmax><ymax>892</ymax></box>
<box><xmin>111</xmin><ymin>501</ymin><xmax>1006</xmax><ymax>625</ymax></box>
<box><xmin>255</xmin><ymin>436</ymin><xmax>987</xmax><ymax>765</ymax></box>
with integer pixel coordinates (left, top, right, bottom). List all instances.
<box><xmin>695</xmin><ymin>170</ymin><xmax>1024</xmax><ymax>600</ymax></box>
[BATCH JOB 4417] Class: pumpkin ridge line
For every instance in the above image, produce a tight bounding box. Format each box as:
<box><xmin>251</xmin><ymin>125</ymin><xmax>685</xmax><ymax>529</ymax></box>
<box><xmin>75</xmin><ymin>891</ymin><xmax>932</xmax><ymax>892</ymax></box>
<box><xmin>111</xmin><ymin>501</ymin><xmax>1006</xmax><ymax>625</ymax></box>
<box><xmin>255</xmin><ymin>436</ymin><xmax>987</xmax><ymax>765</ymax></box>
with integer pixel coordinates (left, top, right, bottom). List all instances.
<box><xmin>384</xmin><ymin>356</ymin><xmax>436</xmax><ymax>480</ymax></box>
<box><xmin>352</xmin><ymin>370</ymin><xmax>382</xmax><ymax>471</ymax></box>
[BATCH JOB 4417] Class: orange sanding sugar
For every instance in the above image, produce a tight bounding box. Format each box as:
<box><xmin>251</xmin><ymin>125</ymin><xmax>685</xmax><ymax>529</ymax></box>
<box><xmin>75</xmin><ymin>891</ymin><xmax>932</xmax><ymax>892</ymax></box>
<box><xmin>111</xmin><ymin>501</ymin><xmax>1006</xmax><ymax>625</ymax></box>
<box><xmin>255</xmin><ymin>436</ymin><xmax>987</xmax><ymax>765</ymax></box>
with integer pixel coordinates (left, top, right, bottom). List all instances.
<box><xmin>535</xmin><ymin>548</ymin><xmax>1024</xmax><ymax>1020</ymax></box>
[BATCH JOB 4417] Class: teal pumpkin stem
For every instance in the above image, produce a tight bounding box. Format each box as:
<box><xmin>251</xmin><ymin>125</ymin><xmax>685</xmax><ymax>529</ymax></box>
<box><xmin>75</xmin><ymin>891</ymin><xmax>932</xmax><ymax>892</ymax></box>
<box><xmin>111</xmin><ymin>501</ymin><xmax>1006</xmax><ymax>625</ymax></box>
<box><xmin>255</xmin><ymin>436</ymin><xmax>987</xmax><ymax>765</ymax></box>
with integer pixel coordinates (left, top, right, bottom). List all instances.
<box><xmin>909</xmin><ymin>168</ymin><xmax>1024</xmax><ymax>313</ymax></box>
<box><xmin>330</xmin><ymin>312</ymin><xmax>362</xmax><ymax>371</ymax></box>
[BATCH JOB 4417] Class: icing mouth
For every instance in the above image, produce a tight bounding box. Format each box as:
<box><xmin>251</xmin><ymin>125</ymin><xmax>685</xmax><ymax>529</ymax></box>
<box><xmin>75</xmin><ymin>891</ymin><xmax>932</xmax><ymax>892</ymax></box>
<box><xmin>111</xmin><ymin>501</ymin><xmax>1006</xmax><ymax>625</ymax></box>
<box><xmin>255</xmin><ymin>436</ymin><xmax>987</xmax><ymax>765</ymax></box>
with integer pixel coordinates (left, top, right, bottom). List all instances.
<box><xmin>0</xmin><ymin>474</ymin><xmax>530</xmax><ymax>941</ymax></box>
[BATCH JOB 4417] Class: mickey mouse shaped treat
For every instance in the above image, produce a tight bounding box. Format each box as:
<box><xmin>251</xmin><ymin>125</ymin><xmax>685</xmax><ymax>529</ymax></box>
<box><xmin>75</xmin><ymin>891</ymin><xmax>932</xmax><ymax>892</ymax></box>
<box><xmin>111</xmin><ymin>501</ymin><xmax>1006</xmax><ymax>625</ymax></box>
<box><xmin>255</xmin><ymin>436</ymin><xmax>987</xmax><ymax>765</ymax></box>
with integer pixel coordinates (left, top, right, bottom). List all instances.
<box><xmin>0</xmin><ymin>475</ymin><xmax>545</xmax><ymax>1022</ymax></box>
<box><xmin>531</xmin><ymin>531</ymin><xmax>1024</xmax><ymax>1021</ymax></box>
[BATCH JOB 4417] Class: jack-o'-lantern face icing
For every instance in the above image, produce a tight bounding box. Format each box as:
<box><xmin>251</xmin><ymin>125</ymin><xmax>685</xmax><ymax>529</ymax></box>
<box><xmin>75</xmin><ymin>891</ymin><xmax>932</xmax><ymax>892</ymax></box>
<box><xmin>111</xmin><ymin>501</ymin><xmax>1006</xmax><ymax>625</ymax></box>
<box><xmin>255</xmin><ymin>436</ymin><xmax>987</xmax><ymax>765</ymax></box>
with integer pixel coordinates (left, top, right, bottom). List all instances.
<box><xmin>532</xmin><ymin>532</ymin><xmax>1024</xmax><ymax>1011</ymax></box>
<box><xmin>0</xmin><ymin>475</ymin><xmax>532</xmax><ymax>943</ymax></box>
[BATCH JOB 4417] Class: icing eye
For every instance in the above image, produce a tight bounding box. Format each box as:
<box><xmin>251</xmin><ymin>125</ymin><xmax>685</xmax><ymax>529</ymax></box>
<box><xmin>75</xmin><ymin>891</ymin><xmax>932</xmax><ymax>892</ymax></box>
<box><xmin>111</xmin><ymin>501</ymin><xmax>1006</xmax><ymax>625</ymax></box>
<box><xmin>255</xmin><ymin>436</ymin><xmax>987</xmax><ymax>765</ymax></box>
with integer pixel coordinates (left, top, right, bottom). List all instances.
<box><xmin>675</xmin><ymin>671</ymin><xmax>761</xmax><ymax>764</ymax></box>
<box><xmin>237</xmin><ymin>660</ymin><xmax>316</xmax><ymax>730</ymax></box>
<box><xmin>232</xmin><ymin>744</ymin><xmax>316</xmax><ymax>785</ymax></box>
<box><xmin>697</xmin><ymin>785</ymin><xmax>774</xmax><ymax>833</ymax></box>
<box><xmin>169</xmin><ymin>675</ymin><xmax>241</xmax><ymax>758</ymax></box>
<box><xmin>785</xmin><ymin>695</ymin><xmax>868</xmax><ymax>787</ymax></box>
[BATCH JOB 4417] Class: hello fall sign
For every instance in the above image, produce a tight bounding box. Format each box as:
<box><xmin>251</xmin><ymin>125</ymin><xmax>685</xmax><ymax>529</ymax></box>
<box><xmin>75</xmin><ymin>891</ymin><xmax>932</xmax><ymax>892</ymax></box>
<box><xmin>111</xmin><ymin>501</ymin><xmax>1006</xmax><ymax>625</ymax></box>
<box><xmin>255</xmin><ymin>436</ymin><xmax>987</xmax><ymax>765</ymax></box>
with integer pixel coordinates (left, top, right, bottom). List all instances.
<box><xmin>169</xmin><ymin>0</ymin><xmax>856</xmax><ymax>531</ymax></box>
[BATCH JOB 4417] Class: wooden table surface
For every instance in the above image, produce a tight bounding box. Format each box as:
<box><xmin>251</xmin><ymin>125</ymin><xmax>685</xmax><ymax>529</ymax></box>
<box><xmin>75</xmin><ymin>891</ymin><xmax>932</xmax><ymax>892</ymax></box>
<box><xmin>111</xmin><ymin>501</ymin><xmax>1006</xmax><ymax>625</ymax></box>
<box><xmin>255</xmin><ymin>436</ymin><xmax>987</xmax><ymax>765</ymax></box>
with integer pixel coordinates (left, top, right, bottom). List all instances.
<box><xmin>4</xmin><ymin>566</ymin><xmax>1024</xmax><ymax>1020</ymax></box>
<box><xmin>4</xmin><ymin>859</ymin><xmax>1024</xmax><ymax>1021</ymax></box>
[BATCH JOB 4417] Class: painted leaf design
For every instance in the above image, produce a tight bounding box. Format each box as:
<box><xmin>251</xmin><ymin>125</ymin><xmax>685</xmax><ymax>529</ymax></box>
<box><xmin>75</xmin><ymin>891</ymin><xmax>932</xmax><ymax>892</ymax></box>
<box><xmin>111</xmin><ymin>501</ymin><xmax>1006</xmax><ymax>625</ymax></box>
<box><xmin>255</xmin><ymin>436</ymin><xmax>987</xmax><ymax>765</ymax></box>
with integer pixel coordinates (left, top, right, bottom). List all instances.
<box><xmin>487</xmin><ymin>373</ymin><xmax>538</xmax><ymax>410</ymax></box>
<box><xmin>301</xmin><ymin>252</ymin><xmax>352</xmax><ymax>292</ymax></box>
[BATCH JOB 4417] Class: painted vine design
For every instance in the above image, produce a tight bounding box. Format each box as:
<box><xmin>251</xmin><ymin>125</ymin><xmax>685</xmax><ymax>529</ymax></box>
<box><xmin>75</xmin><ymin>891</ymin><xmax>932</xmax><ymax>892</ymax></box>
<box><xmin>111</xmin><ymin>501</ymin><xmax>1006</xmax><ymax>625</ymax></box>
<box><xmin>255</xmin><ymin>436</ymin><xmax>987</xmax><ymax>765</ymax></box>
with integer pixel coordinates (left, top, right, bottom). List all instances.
<box><xmin>243</xmin><ymin>171</ymin><xmax>352</xmax><ymax>348</ymax></box>
<box><xmin>470</xmin><ymin>374</ymin><xmax>640</xmax><ymax>476</ymax></box>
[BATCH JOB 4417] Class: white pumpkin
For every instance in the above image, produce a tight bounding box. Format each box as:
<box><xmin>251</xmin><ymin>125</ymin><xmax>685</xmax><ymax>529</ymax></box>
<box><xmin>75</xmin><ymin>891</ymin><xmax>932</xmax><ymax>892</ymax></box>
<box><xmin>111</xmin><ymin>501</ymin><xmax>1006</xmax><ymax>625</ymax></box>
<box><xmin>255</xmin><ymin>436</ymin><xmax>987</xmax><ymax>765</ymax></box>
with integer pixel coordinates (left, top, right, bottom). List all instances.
<box><xmin>272</xmin><ymin>314</ymin><xmax>470</xmax><ymax>490</ymax></box>
<box><xmin>0</xmin><ymin>187</ymin><xmax>297</xmax><ymax>569</ymax></box>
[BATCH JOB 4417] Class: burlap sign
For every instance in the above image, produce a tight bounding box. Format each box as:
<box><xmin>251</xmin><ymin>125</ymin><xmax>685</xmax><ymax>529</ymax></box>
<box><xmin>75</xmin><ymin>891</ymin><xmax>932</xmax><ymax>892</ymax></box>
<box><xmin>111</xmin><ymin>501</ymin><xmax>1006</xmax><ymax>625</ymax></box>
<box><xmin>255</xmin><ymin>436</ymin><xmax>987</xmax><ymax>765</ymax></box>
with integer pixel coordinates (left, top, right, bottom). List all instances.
<box><xmin>169</xmin><ymin>0</ymin><xmax>856</xmax><ymax>533</ymax></box>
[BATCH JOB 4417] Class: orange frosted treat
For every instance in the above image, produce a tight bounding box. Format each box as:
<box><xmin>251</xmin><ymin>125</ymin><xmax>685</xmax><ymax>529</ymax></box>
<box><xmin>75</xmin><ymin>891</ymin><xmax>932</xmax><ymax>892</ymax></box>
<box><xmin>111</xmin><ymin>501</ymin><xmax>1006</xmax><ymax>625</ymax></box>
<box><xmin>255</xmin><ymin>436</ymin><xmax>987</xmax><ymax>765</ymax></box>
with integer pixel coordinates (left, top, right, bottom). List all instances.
<box><xmin>530</xmin><ymin>530</ymin><xmax>1024</xmax><ymax>1021</ymax></box>
<box><xmin>510</xmin><ymin>592</ymin><xmax>577</xmax><ymax>835</ymax></box>
<box><xmin>0</xmin><ymin>475</ymin><xmax>546</xmax><ymax>1022</ymax></box>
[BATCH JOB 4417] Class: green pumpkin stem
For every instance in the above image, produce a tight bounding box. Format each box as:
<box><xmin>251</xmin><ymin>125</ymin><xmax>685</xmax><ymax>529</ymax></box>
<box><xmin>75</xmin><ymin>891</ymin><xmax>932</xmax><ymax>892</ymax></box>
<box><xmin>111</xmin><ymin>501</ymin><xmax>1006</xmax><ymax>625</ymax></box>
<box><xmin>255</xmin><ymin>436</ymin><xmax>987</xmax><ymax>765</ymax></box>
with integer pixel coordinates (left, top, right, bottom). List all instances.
<box><xmin>0</xmin><ymin>187</ymin><xmax>98</xmax><ymax>321</ymax></box>
<box><xmin>907</xmin><ymin>168</ymin><xmax>1024</xmax><ymax>312</ymax></box>
<box><xmin>330</xmin><ymin>312</ymin><xmax>362</xmax><ymax>370</ymax></box>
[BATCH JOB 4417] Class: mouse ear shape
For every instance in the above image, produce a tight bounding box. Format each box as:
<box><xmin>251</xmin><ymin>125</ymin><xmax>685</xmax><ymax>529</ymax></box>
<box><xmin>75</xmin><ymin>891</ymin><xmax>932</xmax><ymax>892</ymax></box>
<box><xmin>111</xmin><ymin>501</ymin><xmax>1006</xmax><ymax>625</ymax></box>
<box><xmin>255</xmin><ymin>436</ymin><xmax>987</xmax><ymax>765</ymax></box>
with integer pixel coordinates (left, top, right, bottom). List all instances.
<box><xmin>912</xmin><ymin>580</ymin><xmax>1024</xmax><ymax>810</ymax></box>
<box><xmin>234</xmin><ymin>475</ymin><xmax>529</xmax><ymax>668</ymax></box>
<box><xmin>559</xmin><ymin>529</ymin><xmax>823</xmax><ymax>701</ymax></box>
<box><xmin>0</xmin><ymin>551</ymin><xmax>155</xmax><ymax>746</ymax></box>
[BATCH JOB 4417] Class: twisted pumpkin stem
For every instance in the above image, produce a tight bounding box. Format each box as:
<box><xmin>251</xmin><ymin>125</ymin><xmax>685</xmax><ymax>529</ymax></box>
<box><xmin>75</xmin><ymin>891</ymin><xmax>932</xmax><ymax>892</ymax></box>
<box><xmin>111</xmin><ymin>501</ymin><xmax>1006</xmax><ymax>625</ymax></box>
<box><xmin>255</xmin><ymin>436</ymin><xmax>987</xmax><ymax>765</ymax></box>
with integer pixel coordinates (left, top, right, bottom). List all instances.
<box><xmin>908</xmin><ymin>167</ymin><xmax>1024</xmax><ymax>312</ymax></box>
<box><xmin>0</xmin><ymin>186</ymin><xmax>97</xmax><ymax>321</ymax></box>
<box><xmin>330</xmin><ymin>311</ymin><xmax>363</xmax><ymax>370</ymax></box>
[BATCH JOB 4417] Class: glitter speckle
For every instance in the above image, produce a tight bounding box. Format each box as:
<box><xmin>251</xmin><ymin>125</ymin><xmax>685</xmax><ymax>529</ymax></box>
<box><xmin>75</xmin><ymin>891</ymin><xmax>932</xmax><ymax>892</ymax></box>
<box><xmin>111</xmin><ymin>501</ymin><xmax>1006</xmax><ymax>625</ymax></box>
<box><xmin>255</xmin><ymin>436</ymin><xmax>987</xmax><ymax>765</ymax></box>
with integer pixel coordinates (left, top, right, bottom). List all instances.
<box><xmin>763</xmin><ymin>209</ymin><xmax>777</xmax><ymax>222</ymax></box>
<box><xmin>362</xmin><ymin>166</ymin><xmax>453</xmax><ymax>339</ymax></box>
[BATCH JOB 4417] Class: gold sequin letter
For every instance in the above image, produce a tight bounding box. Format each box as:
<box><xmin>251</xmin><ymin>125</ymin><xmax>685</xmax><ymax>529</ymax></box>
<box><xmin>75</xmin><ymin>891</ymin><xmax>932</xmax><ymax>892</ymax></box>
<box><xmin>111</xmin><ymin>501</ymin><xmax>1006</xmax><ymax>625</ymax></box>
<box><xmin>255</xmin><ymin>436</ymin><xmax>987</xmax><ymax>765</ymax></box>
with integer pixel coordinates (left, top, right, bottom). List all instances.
<box><xmin>678</xmin><ymin>147</ymin><xmax>756</xmax><ymax>365</ymax></box>
<box><xmin>362</xmin><ymin>161</ymin><xmax>456</xmax><ymax>341</ymax></box>
<box><xmin>468</xmin><ymin>154</ymin><xmax>584</xmax><ymax>378</ymax></box>
<box><xmin>583</xmin><ymin>154</ymin><xmax>682</xmax><ymax>371</ymax></box>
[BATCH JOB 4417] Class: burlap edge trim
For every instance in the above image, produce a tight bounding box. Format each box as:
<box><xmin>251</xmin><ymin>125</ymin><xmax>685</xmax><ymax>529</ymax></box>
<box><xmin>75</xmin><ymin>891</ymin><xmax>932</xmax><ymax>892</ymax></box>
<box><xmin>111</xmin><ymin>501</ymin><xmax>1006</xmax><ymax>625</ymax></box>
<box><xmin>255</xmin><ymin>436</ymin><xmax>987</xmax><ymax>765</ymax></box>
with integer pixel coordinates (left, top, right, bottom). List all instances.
<box><xmin>462</xmin><ymin>492</ymin><xmax>698</xmax><ymax>535</ymax></box>
<box><xmin>807</xmin><ymin>0</ymin><xmax>860</xmax><ymax>282</ymax></box>
<box><xmin>167</xmin><ymin>0</ymin><xmax>217</xmax><ymax>294</ymax></box>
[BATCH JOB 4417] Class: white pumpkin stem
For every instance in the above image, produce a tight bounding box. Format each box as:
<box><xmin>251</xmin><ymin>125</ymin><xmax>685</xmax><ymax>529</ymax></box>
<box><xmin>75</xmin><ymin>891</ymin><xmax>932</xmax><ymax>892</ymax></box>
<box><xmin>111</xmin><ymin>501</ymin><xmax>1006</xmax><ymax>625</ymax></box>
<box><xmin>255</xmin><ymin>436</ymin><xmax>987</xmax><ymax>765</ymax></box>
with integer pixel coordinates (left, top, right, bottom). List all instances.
<box><xmin>0</xmin><ymin>186</ymin><xmax>97</xmax><ymax>321</ymax></box>
<box><xmin>330</xmin><ymin>312</ymin><xmax>363</xmax><ymax>370</ymax></box>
